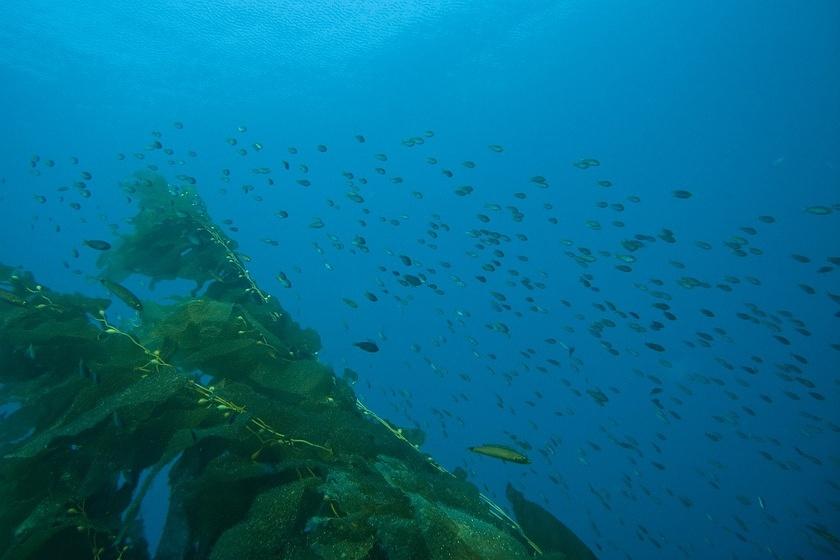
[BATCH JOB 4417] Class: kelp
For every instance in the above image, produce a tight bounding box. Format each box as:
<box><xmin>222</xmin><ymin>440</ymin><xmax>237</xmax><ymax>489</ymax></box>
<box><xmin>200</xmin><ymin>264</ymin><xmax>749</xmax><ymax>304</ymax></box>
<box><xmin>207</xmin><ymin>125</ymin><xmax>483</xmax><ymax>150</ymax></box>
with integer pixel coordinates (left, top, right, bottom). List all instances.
<box><xmin>0</xmin><ymin>172</ymin><xmax>591</xmax><ymax>559</ymax></box>
<box><xmin>506</xmin><ymin>484</ymin><xmax>598</xmax><ymax>559</ymax></box>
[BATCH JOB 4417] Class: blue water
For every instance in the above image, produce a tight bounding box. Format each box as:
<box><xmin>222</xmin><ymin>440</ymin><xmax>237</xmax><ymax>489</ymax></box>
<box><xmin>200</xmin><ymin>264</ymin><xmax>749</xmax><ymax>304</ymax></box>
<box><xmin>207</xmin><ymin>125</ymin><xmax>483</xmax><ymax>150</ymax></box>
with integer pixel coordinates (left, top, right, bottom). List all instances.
<box><xmin>1</xmin><ymin>1</ymin><xmax>838</xmax><ymax>558</ymax></box>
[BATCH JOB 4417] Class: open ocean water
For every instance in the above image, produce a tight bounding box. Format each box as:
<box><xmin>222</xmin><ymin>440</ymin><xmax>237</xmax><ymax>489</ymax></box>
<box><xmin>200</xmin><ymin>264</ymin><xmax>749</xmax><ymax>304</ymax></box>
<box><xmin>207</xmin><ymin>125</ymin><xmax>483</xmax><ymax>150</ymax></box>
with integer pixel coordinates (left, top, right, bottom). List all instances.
<box><xmin>0</xmin><ymin>1</ymin><xmax>838</xmax><ymax>559</ymax></box>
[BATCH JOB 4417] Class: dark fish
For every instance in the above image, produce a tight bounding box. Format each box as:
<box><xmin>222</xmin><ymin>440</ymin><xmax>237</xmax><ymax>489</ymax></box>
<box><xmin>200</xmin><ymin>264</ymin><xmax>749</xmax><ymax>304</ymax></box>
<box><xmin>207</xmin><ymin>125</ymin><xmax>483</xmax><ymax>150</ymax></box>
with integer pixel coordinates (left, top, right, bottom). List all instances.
<box><xmin>353</xmin><ymin>341</ymin><xmax>379</xmax><ymax>353</ymax></box>
<box><xmin>402</xmin><ymin>274</ymin><xmax>423</xmax><ymax>287</ymax></box>
<box><xmin>587</xmin><ymin>388</ymin><xmax>609</xmax><ymax>406</ymax></box>
<box><xmin>83</xmin><ymin>239</ymin><xmax>112</xmax><ymax>251</ymax></box>
<box><xmin>646</xmin><ymin>342</ymin><xmax>666</xmax><ymax>352</ymax></box>
<box><xmin>342</xmin><ymin>368</ymin><xmax>359</xmax><ymax>384</ymax></box>
<box><xmin>78</xmin><ymin>358</ymin><xmax>92</xmax><ymax>380</ymax></box>
<box><xmin>100</xmin><ymin>278</ymin><xmax>143</xmax><ymax>311</ymax></box>
<box><xmin>276</xmin><ymin>272</ymin><xmax>292</xmax><ymax>288</ymax></box>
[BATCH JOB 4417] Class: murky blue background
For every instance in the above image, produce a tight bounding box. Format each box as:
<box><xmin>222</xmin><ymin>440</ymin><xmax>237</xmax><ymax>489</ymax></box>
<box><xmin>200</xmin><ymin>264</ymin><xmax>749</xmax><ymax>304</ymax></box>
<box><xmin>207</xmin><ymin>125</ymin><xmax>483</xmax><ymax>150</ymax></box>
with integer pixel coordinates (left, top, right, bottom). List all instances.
<box><xmin>1</xmin><ymin>1</ymin><xmax>838</xmax><ymax>558</ymax></box>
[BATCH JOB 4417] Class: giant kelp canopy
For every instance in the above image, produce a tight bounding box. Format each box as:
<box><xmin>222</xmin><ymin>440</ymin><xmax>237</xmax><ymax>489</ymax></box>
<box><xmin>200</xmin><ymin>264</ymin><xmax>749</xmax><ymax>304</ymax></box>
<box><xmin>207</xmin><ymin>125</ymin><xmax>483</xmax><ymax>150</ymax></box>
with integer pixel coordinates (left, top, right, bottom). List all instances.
<box><xmin>0</xmin><ymin>172</ymin><xmax>594</xmax><ymax>559</ymax></box>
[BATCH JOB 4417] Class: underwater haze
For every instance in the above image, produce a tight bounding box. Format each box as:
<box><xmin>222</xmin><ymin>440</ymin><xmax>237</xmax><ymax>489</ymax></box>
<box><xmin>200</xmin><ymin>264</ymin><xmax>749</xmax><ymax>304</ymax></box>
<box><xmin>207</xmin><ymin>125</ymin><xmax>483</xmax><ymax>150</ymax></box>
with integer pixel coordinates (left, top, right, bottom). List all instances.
<box><xmin>1</xmin><ymin>1</ymin><xmax>839</xmax><ymax>559</ymax></box>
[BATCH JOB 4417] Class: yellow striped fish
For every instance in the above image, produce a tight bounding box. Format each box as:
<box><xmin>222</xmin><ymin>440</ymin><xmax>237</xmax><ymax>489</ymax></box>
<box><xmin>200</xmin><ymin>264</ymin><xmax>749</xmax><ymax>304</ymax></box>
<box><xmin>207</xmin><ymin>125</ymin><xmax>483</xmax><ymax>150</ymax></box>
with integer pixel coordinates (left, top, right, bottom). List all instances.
<box><xmin>100</xmin><ymin>278</ymin><xmax>143</xmax><ymax>311</ymax></box>
<box><xmin>468</xmin><ymin>444</ymin><xmax>530</xmax><ymax>464</ymax></box>
<box><xmin>0</xmin><ymin>288</ymin><xmax>28</xmax><ymax>307</ymax></box>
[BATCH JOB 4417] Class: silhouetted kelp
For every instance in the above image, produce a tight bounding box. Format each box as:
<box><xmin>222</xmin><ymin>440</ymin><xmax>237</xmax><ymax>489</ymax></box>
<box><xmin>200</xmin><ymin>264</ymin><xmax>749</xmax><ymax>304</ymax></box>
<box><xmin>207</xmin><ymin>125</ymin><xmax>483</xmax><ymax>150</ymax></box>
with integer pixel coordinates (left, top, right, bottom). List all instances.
<box><xmin>0</xmin><ymin>171</ymin><xmax>593</xmax><ymax>559</ymax></box>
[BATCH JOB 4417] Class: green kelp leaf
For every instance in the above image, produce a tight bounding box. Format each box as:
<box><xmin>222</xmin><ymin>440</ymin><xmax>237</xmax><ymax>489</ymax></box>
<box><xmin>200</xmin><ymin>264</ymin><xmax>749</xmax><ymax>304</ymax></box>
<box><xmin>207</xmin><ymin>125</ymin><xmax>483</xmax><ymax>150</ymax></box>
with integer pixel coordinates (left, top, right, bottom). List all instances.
<box><xmin>97</xmin><ymin>171</ymin><xmax>233</xmax><ymax>287</ymax></box>
<box><xmin>506</xmin><ymin>484</ymin><xmax>597</xmax><ymax>559</ymax></box>
<box><xmin>410</xmin><ymin>493</ymin><xmax>530</xmax><ymax>560</ymax></box>
<box><xmin>6</xmin><ymin>369</ymin><xmax>188</xmax><ymax>459</ymax></box>
<box><xmin>208</xmin><ymin>481</ymin><xmax>314</xmax><ymax>560</ymax></box>
<box><xmin>117</xmin><ymin>413</ymin><xmax>255</xmax><ymax>545</ymax></box>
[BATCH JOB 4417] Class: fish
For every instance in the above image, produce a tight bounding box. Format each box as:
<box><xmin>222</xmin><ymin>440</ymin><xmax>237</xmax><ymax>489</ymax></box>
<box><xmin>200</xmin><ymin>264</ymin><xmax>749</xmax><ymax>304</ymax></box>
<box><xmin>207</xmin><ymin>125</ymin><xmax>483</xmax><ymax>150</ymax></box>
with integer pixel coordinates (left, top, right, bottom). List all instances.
<box><xmin>276</xmin><ymin>272</ymin><xmax>292</xmax><ymax>288</ymax></box>
<box><xmin>353</xmin><ymin>341</ymin><xmax>379</xmax><ymax>353</ymax></box>
<box><xmin>83</xmin><ymin>239</ymin><xmax>112</xmax><ymax>251</ymax></box>
<box><xmin>0</xmin><ymin>288</ymin><xmax>28</xmax><ymax>307</ymax></box>
<box><xmin>342</xmin><ymin>368</ymin><xmax>359</xmax><ymax>384</ymax></box>
<box><xmin>78</xmin><ymin>358</ymin><xmax>91</xmax><ymax>379</ymax></box>
<box><xmin>587</xmin><ymin>388</ymin><xmax>609</xmax><ymax>406</ymax></box>
<box><xmin>468</xmin><ymin>444</ymin><xmax>530</xmax><ymax>464</ymax></box>
<box><xmin>646</xmin><ymin>342</ymin><xmax>666</xmax><ymax>352</ymax></box>
<box><xmin>100</xmin><ymin>278</ymin><xmax>143</xmax><ymax>311</ymax></box>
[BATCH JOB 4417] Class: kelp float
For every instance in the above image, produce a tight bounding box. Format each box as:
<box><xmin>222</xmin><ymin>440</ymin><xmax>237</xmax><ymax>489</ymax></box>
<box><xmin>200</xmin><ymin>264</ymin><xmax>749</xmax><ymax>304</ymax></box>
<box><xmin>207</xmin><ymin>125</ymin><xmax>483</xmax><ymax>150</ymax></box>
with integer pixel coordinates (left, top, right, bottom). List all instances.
<box><xmin>0</xmin><ymin>172</ymin><xmax>595</xmax><ymax>559</ymax></box>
